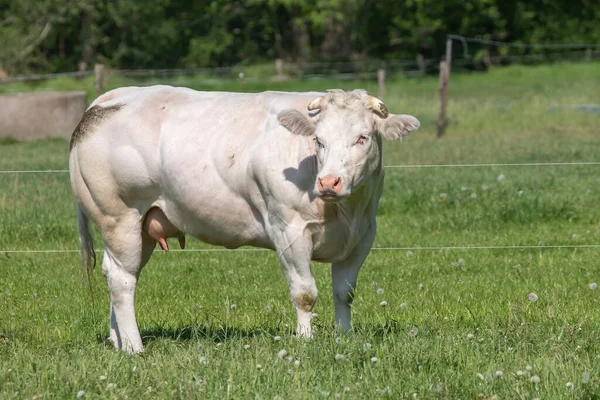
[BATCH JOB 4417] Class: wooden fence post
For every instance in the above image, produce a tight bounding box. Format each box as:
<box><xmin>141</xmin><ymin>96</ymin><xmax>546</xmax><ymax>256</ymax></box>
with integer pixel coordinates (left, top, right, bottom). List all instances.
<box><xmin>585</xmin><ymin>48</ymin><xmax>592</xmax><ymax>62</ymax></box>
<box><xmin>437</xmin><ymin>61</ymin><xmax>449</xmax><ymax>138</ymax></box>
<box><xmin>377</xmin><ymin>68</ymin><xmax>386</xmax><ymax>99</ymax></box>
<box><xmin>417</xmin><ymin>54</ymin><xmax>426</xmax><ymax>75</ymax></box>
<box><xmin>275</xmin><ymin>58</ymin><xmax>284</xmax><ymax>80</ymax></box>
<box><xmin>437</xmin><ymin>38</ymin><xmax>453</xmax><ymax>138</ymax></box>
<box><xmin>94</xmin><ymin>64</ymin><xmax>104</xmax><ymax>98</ymax></box>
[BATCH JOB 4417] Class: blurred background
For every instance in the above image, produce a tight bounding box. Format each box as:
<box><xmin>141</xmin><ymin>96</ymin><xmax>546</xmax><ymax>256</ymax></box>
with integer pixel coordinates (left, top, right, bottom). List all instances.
<box><xmin>1</xmin><ymin>0</ymin><xmax>599</xmax><ymax>76</ymax></box>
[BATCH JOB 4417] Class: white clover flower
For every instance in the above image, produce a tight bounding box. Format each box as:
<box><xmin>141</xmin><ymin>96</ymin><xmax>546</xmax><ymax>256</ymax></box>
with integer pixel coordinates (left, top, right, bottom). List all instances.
<box><xmin>372</xmin><ymin>281</ymin><xmax>378</xmax><ymax>287</ymax></box>
<box><xmin>343</xmin><ymin>387</ymin><xmax>350</xmax><ymax>392</ymax></box>
<box><xmin>461</xmin><ymin>186</ymin><xmax>468</xmax><ymax>191</ymax></box>
<box><xmin>466</xmin><ymin>333</ymin><xmax>475</xmax><ymax>340</ymax></box>
<box><xmin>418</xmin><ymin>283</ymin><xmax>424</xmax><ymax>290</ymax></box>
<box><xmin>589</xmin><ymin>282</ymin><xmax>597</xmax><ymax>290</ymax></box>
<box><xmin>481</xmin><ymin>184</ymin><xmax>489</xmax><ymax>191</ymax></box>
<box><xmin>497</xmin><ymin>174</ymin><xmax>505</xmax><ymax>182</ymax></box>
<box><xmin>273</xmin><ymin>336</ymin><xmax>281</xmax><ymax>342</ymax></box>
<box><xmin>528</xmin><ymin>293</ymin><xmax>538</xmax><ymax>302</ymax></box>
<box><xmin>371</xmin><ymin>357</ymin><xmax>379</xmax><ymax>364</ymax></box>
<box><xmin>566</xmin><ymin>382</ymin><xmax>574</xmax><ymax>389</ymax></box>
<box><xmin>439</xmin><ymin>193</ymin><xmax>448</xmax><ymax>201</ymax></box>
<box><xmin>495</xmin><ymin>370</ymin><xmax>503</xmax><ymax>378</ymax></box>
<box><xmin>516</xmin><ymin>370</ymin><xmax>525</xmax><ymax>376</ymax></box>
<box><xmin>99</xmin><ymin>375</ymin><xmax>107</xmax><ymax>381</ymax></box>
<box><xmin>199</xmin><ymin>356</ymin><xmax>208</xmax><ymax>365</ymax></box>
<box><xmin>286</xmin><ymin>355</ymin><xmax>293</xmax><ymax>362</ymax></box>
<box><xmin>228</xmin><ymin>269</ymin><xmax>234</xmax><ymax>274</ymax></box>
<box><xmin>216</xmin><ymin>342</ymin><xmax>223</xmax><ymax>347</ymax></box>
<box><xmin>335</xmin><ymin>337</ymin><xmax>341</xmax><ymax>344</ymax></box>
<box><xmin>243</xmin><ymin>344</ymin><xmax>250</xmax><ymax>350</ymax></box>
<box><xmin>379</xmin><ymin>301</ymin><xmax>388</xmax><ymax>307</ymax></box>
<box><xmin>334</xmin><ymin>354</ymin><xmax>345</xmax><ymax>361</ymax></box>
<box><xmin>294</xmin><ymin>360</ymin><xmax>301</xmax><ymax>367</ymax></box>
<box><xmin>526</xmin><ymin>365</ymin><xmax>533</xmax><ymax>371</ymax></box>
<box><xmin>406</xmin><ymin>251</ymin><xmax>413</xmax><ymax>257</ymax></box>
<box><xmin>77</xmin><ymin>390</ymin><xmax>85</xmax><ymax>398</ymax></box>
<box><xmin>230</xmin><ymin>303</ymin><xmax>237</xmax><ymax>310</ymax></box>
<box><xmin>407</xmin><ymin>327</ymin><xmax>419</xmax><ymax>337</ymax></box>
<box><xmin>572</xmin><ymin>233</ymin><xmax>579</xmax><ymax>240</ymax></box>
<box><xmin>363</xmin><ymin>343</ymin><xmax>372</xmax><ymax>350</ymax></box>
<box><xmin>457</xmin><ymin>258</ymin><xmax>465</xmax><ymax>266</ymax></box>
<box><xmin>530</xmin><ymin>375</ymin><xmax>540</xmax><ymax>384</ymax></box>
<box><xmin>264</xmin><ymin>305</ymin><xmax>272</xmax><ymax>312</ymax></box>
<box><xmin>400</xmin><ymin>302</ymin><xmax>407</xmax><ymax>308</ymax></box>
<box><xmin>476</xmin><ymin>373</ymin><xmax>485</xmax><ymax>381</ymax></box>
<box><xmin>256</xmin><ymin>364</ymin><xmax>263</xmax><ymax>370</ymax></box>
<box><xmin>518</xmin><ymin>190</ymin><xmax>524</xmax><ymax>196</ymax></box>
<box><xmin>583</xmin><ymin>372</ymin><xmax>591</xmax><ymax>383</ymax></box>
<box><xmin>470</xmin><ymin>192</ymin><xmax>477</xmax><ymax>199</ymax></box>
<box><xmin>106</xmin><ymin>383</ymin><xmax>116</xmax><ymax>389</ymax></box>
<box><xmin>277</xmin><ymin>349</ymin><xmax>288</xmax><ymax>359</ymax></box>
<box><xmin>376</xmin><ymin>288</ymin><xmax>384</xmax><ymax>295</ymax></box>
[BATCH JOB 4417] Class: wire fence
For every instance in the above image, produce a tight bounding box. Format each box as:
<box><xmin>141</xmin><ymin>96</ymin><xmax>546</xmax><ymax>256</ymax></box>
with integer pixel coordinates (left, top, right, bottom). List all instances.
<box><xmin>1</xmin><ymin>34</ymin><xmax>599</xmax><ymax>255</ymax></box>
<box><xmin>2</xmin><ymin>161</ymin><xmax>600</xmax><ymax>174</ymax></box>
<box><xmin>1</xmin><ymin>34</ymin><xmax>598</xmax><ymax>88</ymax></box>
<box><xmin>2</xmin><ymin>160</ymin><xmax>600</xmax><ymax>255</ymax></box>
<box><xmin>3</xmin><ymin>244</ymin><xmax>600</xmax><ymax>255</ymax></box>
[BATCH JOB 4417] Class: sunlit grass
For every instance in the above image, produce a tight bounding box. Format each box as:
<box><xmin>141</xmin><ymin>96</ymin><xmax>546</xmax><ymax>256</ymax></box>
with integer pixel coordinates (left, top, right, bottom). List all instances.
<box><xmin>1</xmin><ymin>62</ymin><xmax>600</xmax><ymax>398</ymax></box>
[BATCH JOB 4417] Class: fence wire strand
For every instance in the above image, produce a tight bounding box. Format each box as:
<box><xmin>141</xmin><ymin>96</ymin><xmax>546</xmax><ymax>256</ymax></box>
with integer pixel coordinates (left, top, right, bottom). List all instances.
<box><xmin>3</xmin><ymin>244</ymin><xmax>600</xmax><ymax>255</ymax></box>
<box><xmin>2</xmin><ymin>161</ymin><xmax>600</xmax><ymax>174</ymax></box>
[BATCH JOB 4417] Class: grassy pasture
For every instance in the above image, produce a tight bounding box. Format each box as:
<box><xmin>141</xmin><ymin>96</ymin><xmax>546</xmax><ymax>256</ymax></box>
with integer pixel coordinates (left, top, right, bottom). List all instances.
<box><xmin>1</xmin><ymin>62</ymin><xmax>600</xmax><ymax>399</ymax></box>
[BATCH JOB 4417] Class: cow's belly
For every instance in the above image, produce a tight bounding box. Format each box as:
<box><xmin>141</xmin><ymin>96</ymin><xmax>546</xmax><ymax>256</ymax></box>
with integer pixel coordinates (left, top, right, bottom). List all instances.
<box><xmin>159</xmin><ymin>191</ymin><xmax>271</xmax><ymax>249</ymax></box>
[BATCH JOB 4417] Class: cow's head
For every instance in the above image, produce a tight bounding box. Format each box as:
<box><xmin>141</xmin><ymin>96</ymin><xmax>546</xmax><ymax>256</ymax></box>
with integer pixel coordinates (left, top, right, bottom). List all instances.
<box><xmin>278</xmin><ymin>89</ymin><xmax>420</xmax><ymax>202</ymax></box>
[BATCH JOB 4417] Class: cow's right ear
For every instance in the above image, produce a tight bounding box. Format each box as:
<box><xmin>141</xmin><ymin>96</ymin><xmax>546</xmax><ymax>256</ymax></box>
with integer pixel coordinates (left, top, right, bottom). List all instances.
<box><xmin>278</xmin><ymin>109</ymin><xmax>316</xmax><ymax>137</ymax></box>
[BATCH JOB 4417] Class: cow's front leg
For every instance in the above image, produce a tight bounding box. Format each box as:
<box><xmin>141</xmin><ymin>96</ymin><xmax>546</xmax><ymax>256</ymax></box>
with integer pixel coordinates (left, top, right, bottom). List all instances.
<box><xmin>331</xmin><ymin>224</ymin><xmax>376</xmax><ymax>332</ymax></box>
<box><xmin>273</xmin><ymin>228</ymin><xmax>316</xmax><ymax>338</ymax></box>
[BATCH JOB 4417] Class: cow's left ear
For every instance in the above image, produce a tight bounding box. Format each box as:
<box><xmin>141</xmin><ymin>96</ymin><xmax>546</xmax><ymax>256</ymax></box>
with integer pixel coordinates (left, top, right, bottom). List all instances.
<box><xmin>376</xmin><ymin>114</ymin><xmax>420</xmax><ymax>140</ymax></box>
<box><xmin>278</xmin><ymin>109</ymin><xmax>316</xmax><ymax>137</ymax></box>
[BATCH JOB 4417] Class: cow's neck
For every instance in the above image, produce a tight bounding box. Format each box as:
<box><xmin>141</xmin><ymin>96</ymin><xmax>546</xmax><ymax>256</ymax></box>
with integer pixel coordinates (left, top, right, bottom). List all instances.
<box><xmin>324</xmin><ymin>169</ymin><xmax>383</xmax><ymax>231</ymax></box>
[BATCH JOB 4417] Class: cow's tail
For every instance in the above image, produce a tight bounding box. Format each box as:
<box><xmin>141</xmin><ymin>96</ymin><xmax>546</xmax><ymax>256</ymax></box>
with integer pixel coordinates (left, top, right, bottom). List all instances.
<box><xmin>77</xmin><ymin>203</ymin><xmax>96</xmax><ymax>306</ymax></box>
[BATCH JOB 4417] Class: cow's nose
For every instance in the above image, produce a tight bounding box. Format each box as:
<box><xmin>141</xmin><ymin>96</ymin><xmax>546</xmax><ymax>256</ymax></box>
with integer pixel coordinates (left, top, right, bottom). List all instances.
<box><xmin>317</xmin><ymin>175</ymin><xmax>343</xmax><ymax>194</ymax></box>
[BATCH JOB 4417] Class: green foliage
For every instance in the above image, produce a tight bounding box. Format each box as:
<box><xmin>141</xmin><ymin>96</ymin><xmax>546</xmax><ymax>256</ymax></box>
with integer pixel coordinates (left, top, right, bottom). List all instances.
<box><xmin>0</xmin><ymin>0</ymin><xmax>598</xmax><ymax>74</ymax></box>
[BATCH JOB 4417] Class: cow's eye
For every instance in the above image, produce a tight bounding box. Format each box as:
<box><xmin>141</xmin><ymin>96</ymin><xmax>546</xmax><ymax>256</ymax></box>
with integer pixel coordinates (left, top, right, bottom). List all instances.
<box><xmin>315</xmin><ymin>137</ymin><xmax>325</xmax><ymax>149</ymax></box>
<box><xmin>356</xmin><ymin>134</ymin><xmax>369</xmax><ymax>145</ymax></box>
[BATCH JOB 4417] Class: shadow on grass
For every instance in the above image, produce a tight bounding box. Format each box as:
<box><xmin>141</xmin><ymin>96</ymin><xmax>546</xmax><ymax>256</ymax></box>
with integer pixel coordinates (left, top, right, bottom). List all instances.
<box><xmin>95</xmin><ymin>323</ymin><xmax>289</xmax><ymax>346</ymax></box>
<box><xmin>95</xmin><ymin>319</ymin><xmax>405</xmax><ymax>347</ymax></box>
<box><xmin>140</xmin><ymin>325</ymin><xmax>284</xmax><ymax>344</ymax></box>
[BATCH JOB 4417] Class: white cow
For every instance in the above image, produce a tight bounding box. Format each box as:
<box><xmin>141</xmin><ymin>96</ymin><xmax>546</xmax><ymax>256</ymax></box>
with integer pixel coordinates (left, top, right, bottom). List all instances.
<box><xmin>69</xmin><ymin>86</ymin><xmax>420</xmax><ymax>353</ymax></box>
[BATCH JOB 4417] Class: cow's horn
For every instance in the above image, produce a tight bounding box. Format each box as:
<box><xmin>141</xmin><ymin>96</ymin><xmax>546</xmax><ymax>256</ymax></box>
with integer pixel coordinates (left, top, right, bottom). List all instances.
<box><xmin>307</xmin><ymin>96</ymin><xmax>324</xmax><ymax>111</ymax></box>
<box><xmin>368</xmin><ymin>96</ymin><xmax>389</xmax><ymax>118</ymax></box>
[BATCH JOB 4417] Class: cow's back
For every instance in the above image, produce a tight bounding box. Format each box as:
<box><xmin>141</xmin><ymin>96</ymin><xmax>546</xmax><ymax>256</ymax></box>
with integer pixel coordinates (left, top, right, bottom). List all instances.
<box><xmin>71</xmin><ymin>86</ymin><xmax>326</xmax><ymax>249</ymax></box>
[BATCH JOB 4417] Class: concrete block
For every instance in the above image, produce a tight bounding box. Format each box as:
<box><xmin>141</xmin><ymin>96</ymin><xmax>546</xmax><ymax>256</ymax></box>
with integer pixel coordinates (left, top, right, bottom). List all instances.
<box><xmin>0</xmin><ymin>91</ymin><xmax>87</xmax><ymax>141</ymax></box>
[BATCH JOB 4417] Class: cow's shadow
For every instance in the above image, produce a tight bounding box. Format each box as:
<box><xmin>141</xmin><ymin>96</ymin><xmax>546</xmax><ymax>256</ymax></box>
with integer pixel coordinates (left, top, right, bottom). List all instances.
<box><xmin>95</xmin><ymin>325</ymin><xmax>288</xmax><ymax>346</ymax></box>
<box><xmin>283</xmin><ymin>155</ymin><xmax>318</xmax><ymax>201</ymax></box>
<box><xmin>96</xmin><ymin>320</ymin><xmax>405</xmax><ymax>346</ymax></box>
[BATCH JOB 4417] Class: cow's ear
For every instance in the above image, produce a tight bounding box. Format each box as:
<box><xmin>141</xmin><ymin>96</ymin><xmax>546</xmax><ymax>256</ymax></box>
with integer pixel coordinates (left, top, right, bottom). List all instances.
<box><xmin>376</xmin><ymin>114</ymin><xmax>420</xmax><ymax>140</ymax></box>
<box><xmin>278</xmin><ymin>109</ymin><xmax>316</xmax><ymax>137</ymax></box>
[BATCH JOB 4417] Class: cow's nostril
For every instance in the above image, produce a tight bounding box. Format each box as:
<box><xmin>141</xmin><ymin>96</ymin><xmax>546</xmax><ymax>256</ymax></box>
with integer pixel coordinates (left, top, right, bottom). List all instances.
<box><xmin>317</xmin><ymin>178</ymin><xmax>324</xmax><ymax>191</ymax></box>
<box><xmin>333</xmin><ymin>177</ymin><xmax>341</xmax><ymax>189</ymax></box>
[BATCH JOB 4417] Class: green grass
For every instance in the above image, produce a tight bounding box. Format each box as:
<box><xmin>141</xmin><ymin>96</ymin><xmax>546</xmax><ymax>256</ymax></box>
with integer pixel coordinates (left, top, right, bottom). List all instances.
<box><xmin>1</xmin><ymin>62</ymin><xmax>600</xmax><ymax>398</ymax></box>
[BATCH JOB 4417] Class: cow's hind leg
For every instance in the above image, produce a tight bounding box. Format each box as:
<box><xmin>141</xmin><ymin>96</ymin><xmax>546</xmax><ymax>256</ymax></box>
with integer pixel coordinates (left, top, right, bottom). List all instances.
<box><xmin>102</xmin><ymin>211</ymin><xmax>154</xmax><ymax>353</ymax></box>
